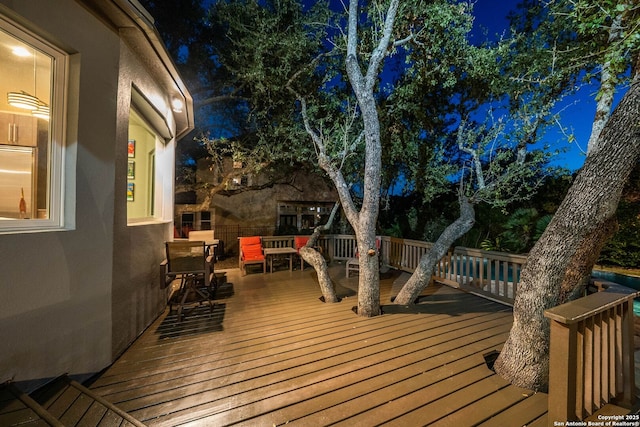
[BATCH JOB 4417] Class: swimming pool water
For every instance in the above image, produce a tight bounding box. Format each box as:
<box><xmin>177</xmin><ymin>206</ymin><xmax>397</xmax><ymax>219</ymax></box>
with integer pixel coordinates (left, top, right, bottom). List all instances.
<box><xmin>591</xmin><ymin>270</ymin><xmax>640</xmax><ymax>316</ymax></box>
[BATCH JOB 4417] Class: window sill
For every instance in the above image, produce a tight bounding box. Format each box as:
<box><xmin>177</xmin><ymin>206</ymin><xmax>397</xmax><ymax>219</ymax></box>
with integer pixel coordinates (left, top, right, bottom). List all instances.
<box><xmin>127</xmin><ymin>218</ymin><xmax>169</xmax><ymax>226</ymax></box>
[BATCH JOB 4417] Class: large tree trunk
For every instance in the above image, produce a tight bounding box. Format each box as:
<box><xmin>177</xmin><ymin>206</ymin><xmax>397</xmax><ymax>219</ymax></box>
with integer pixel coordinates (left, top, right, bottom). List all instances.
<box><xmin>342</xmin><ymin>0</ymin><xmax>399</xmax><ymax>317</ymax></box>
<box><xmin>393</xmin><ymin>196</ymin><xmax>475</xmax><ymax>305</ymax></box>
<box><xmin>494</xmin><ymin>78</ymin><xmax>640</xmax><ymax>392</ymax></box>
<box><xmin>355</xmin><ymin>228</ymin><xmax>381</xmax><ymax>316</ymax></box>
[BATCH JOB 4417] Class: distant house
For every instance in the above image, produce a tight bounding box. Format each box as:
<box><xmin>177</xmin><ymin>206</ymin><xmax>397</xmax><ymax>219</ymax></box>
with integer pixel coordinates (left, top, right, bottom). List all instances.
<box><xmin>175</xmin><ymin>157</ymin><xmax>339</xmax><ymax>253</ymax></box>
<box><xmin>0</xmin><ymin>0</ymin><xmax>193</xmax><ymax>390</ymax></box>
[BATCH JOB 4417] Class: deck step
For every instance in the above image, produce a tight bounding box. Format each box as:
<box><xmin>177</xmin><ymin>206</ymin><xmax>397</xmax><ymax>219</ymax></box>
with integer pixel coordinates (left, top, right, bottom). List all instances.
<box><xmin>1</xmin><ymin>375</ymin><xmax>146</xmax><ymax>427</ymax></box>
<box><xmin>0</xmin><ymin>381</ymin><xmax>64</xmax><ymax>426</ymax></box>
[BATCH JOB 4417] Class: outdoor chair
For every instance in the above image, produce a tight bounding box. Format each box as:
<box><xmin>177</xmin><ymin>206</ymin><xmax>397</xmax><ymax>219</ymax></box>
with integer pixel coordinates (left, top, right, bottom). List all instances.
<box><xmin>188</xmin><ymin>229</ymin><xmax>218</xmax><ymax>259</ymax></box>
<box><xmin>239</xmin><ymin>236</ymin><xmax>266</xmax><ymax>275</ymax></box>
<box><xmin>161</xmin><ymin>240</ymin><xmax>216</xmax><ymax>321</ymax></box>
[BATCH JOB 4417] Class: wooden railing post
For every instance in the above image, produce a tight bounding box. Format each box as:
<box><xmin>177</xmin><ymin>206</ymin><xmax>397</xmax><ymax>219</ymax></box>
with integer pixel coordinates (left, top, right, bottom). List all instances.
<box><xmin>545</xmin><ymin>289</ymin><xmax>639</xmax><ymax>424</ymax></box>
<box><xmin>547</xmin><ymin>317</ymin><xmax>579</xmax><ymax>423</ymax></box>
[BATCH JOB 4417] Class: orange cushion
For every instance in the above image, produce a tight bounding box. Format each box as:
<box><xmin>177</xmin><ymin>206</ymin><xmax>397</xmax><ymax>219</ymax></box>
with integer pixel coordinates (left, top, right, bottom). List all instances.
<box><xmin>243</xmin><ymin>244</ymin><xmax>264</xmax><ymax>260</ymax></box>
<box><xmin>240</xmin><ymin>236</ymin><xmax>261</xmax><ymax>246</ymax></box>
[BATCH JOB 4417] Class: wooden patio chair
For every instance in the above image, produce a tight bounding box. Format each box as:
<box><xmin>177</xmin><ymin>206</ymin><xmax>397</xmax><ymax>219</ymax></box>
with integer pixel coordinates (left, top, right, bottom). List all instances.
<box><xmin>239</xmin><ymin>236</ymin><xmax>266</xmax><ymax>275</ymax></box>
<box><xmin>161</xmin><ymin>240</ymin><xmax>216</xmax><ymax>321</ymax></box>
<box><xmin>188</xmin><ymin>229</ymin><xmax>218</xmax><ymax>259</ymax></box>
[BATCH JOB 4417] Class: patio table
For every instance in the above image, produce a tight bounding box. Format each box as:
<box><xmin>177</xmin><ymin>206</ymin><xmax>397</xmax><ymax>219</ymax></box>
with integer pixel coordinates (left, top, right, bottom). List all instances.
<box><xmin>264</xmin><ymin>247</ymin><xmax>297</xmax><ymax>273</ymax></box>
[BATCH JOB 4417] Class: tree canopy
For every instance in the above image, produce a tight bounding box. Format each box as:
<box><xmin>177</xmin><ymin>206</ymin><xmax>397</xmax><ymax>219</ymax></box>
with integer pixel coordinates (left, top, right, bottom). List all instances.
<box><xmin>144</xmin><ymin>0</ymin><xmax>640</xmax><ymax>390</ymax></box>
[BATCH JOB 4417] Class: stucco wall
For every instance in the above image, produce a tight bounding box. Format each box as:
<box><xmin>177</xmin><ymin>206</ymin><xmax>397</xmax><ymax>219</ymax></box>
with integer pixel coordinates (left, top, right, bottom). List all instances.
<box><xmin>210</xmin><ymin>172</ymin><xmax>338</xmax><ymax>228</ymax></box>
<box><xmin>0</xmin><ymin>0</ymin><xmax>118</xmax><ymax>389</ymax></box>
<box><xmin>111</xmin><ymin>41</ymin><xmax>176</xmax><ymax>359</ymax></box>
<box><xmin>0</xmin><ymin>0</ymin><xmax>182</xmax><ymax>389</ymax></box>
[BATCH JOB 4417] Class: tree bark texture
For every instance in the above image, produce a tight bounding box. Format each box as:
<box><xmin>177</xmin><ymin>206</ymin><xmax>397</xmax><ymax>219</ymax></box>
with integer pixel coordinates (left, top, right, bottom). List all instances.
<box><xmin>301</xmin><ymin>245</ymin><xmax>339</xmax><ymax>303</ymax></box>
<box><xmin>343</xmin><ymin>0</ymin><xmax>398</xmax><ymax>317</ymax></box>
<box><xmin>393</xmin><ymin>196</ymin><xmax>476</xmax><ymax>305</ymax></box>
<box><xmin>355</xmin><ymin>228</ymin><xmax>381</xmax><ymax>316</ymax></box>
<box><xmin>494</xmin><ymin>78</ymin><xmax>640</xmax><ymax>391</ymax></box>
<box><xmin>301</xmin><ymin>202</ymin><xmax>341</xmax><ymax>303</ymax></box>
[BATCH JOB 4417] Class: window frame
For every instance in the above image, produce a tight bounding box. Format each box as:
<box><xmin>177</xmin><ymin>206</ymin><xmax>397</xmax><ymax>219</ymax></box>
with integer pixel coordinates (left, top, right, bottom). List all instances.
<box><xmin>126</xmin><ymin>107</ymin><xmax>161</xmax><ymax>224</ymax></box>
<box><xmin>0</xmin><ymin>15</ymin><xmax>68</xmax><ymax>233</ymax></box>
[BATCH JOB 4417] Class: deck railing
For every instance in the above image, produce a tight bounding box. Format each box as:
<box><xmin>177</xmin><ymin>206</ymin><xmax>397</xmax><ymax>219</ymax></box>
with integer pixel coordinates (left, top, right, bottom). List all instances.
<box><xmin>544</xmin><ymin>286</ymin><xmax>638</xmax><ymax>422</ymax></box>
<box><xmin>382</xmin><ymin>236</ymin><xmax>433</xmax><ymax>272</ymax></box>
<box><xmin>433</xmin><ymin>247</ymin><xmax>527</xmax><ymax>305</ymax></box>
<box><xmin>253</xmin><ymin>234</ymin><xmax>525</xmax><ymax>305</ymax></box>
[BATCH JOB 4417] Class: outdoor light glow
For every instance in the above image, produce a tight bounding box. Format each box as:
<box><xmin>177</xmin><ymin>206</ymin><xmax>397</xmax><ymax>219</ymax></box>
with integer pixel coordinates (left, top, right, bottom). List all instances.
<box><xmin>172</xmin><ymin>99</ymin><xmax>183</xmax><ymax>112</ymax></box>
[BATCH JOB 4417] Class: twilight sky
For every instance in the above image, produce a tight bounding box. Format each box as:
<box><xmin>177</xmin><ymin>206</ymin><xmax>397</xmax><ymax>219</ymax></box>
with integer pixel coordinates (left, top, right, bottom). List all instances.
<box><xmin>473</xmin><ymin>0</ymin><xmax>609</xmax><ymax>171</ymax></box>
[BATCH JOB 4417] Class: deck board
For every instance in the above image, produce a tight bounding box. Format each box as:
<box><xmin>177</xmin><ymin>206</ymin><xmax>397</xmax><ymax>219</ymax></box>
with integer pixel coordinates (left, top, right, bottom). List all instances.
<box><xmin>91</xmin><ymin>265</ymin><xmax>547</xmax><ymax>426</ymax></box>
<box><xmin>477</xmin><ymin>391</ymin><xmax>548</xmax><ymax>426</ymax></box>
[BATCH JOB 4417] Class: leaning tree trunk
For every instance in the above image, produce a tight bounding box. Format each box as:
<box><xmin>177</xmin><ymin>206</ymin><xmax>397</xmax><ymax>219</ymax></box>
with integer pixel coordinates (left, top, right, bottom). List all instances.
<box><xmin>300</xmin><ymin>202</ymin><xmax>341</xmax><ymax>303</ymax></box>
<box><xmin>393</xmin><ymin>196</ymin><xmax>475</xmax><ymax>305</ymax></box>
<box><xmin>494</xmin><ymin>78</ymin><xmax>640</xmax><ymax>392</ymax></box>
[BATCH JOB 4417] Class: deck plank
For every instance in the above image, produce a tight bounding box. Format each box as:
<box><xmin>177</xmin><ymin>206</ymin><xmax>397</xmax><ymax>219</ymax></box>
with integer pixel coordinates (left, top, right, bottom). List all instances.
<box><xmin>147</xmin><ymin>318</ymin><xmax>513</xmax><ymax>426</ymax></box>
<box><xmin>58</xmin><ymin>392</ymin><xmax>93</xmax><ymax>425</ymax></box>
<box><xmin>379</xmin><ymin>373</ymin><xmax>513</xmax><ymax>426</ymax></box>
<box><xmin>90</xmin><ymin>265</ymin><xmax>548</xmax><ymax>426</ymax></box>
<box><xmin>239</xmin><ymin>333</ymin><xmax>510</xmax><ymax>426</ymax></box>
<box><xmin>477</xmin><ymin>391</ymin><xmax>549</xmax><ymax>427</ymax></box>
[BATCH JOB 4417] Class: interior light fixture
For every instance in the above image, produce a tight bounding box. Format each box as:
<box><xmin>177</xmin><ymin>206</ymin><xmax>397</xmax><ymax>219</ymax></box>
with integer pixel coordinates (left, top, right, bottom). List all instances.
<box><xmin>32</xmin><ymin>103</ymin><xmax>50</xmax><ymax>120</ymax></box>
<box><xmin>7</xmin><ymin>48</ymin><xmax>41</xmax><ymax>111</ymax></box>
<box><xmin>7</xmin><ymin>91</ymin><xmax>39</xmax><ymax>110</ymax></box>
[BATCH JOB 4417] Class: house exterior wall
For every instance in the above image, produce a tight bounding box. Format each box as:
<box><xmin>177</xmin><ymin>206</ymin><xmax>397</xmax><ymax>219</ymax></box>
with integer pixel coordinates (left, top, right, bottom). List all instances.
<box><xmin>0</xmin><ymin>0</ymin><xmax>192</xmax><ymax>390</ymax></box>
<box><xmin>176</xmin><ymin>163</ymin><xmax>339</xmax><ymax>254</ymax></box>
<box><xmin>209</xmin><ymin>171</ymin><xmax>338</xmax><ymax>229</ymax></box>
<box><xmin>110</xmin><ymin>41</ymin><xmax>175</xmax><ymax>359</ymax></box>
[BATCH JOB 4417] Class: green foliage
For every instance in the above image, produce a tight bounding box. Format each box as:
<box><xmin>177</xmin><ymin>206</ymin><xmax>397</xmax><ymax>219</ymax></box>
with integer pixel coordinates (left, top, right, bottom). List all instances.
<box><xmin>565</xmin><ymin>0</ymin><xmax>640</xmax><ymax>86</ymax></box>
<box><xmin>478</xmin><ymin>208</ymin><xmax>552</xmax><ymax>253</ymax></box>
<box><xmin>599</xmin><ymin>163</ymin><xmax>640</xmax><ymax>268</ymax></box>
<box><xmin>146</xmin><ymin>0</ymin><xmax>640</xmax><ymax>264</ymax></box>
<box><xmin>144</xmin><ymin>0</ymin><xmax>333</xmax><ymax>184</ymax></box>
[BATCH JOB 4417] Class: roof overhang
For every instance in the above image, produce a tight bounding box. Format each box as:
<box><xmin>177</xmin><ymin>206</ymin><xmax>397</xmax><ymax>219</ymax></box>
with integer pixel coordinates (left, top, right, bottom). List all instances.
<box><xmin>78</xmin><ymin>0</ymin><xmax>195</xmax><ymax>140</ymax></box>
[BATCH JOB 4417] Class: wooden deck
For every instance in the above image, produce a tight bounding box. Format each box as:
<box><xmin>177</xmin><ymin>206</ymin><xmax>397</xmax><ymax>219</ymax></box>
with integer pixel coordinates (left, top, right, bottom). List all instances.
<box><xmin>89</xmin><ymin>264</ymin><xmax>548</xmax><ymax>426</ymax></box>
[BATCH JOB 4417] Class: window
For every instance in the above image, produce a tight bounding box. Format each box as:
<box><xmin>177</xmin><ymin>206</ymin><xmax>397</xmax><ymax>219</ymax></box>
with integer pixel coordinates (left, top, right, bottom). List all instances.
<box><xmin>200</xmin><ymin>211</ymin><xmax>211</xmax><ymax>230</ymax></box>
<box><xmin>277</xmin><ymin>201</ymin><xmax>336</xmax><ymax>232</ymax></box>
<box><xmin>0</xmin><ymin>16</ymin><xmax>67</xmax><ymax>231</ymax></box>
<box><xmin>127</xmin><ymin>109</ymin><xmax>159</xmax><ymax>220</ymax></box>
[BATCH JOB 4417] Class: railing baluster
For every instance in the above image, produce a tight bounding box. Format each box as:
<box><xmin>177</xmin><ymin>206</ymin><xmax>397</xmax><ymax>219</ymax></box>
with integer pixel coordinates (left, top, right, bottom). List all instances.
<box><xmin>594</xmin><ymin>313</ymin><xmax>602</xmax><ymax>411</ymax></box>
<box><xmin>607</xmin><ymin>307</ymin><xmax>616</xmax><ymax>400</ymax></box>
<box><xmin>616</xmin><ymin>304</ymin><xmax>624</xmax><ymax>395</ymax></box>
<box><xmin>622</xmin><ymin>298</ymin><xmax>635</xmax><ymax>403</ymax></box>
<box><xmin>584</xmin><ymin>316</ymin><xmax>594</xmax><ymax>415</ymax></box>
<box><xmin>601</xmin><ymin>310</ymin><xmax>609</xmax><ymax>405</ymax></box>
<box><xmin>576</xmin><ymin>320</ymin><xmax>585</xmax><ymax>419</ymax></box>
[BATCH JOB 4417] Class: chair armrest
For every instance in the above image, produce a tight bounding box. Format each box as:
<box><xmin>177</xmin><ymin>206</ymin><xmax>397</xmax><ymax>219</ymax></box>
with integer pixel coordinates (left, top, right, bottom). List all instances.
<box><xmin>160</xmin><ymin>259</ymin><xmax>170</xmax><ymax>289</ymax></box>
